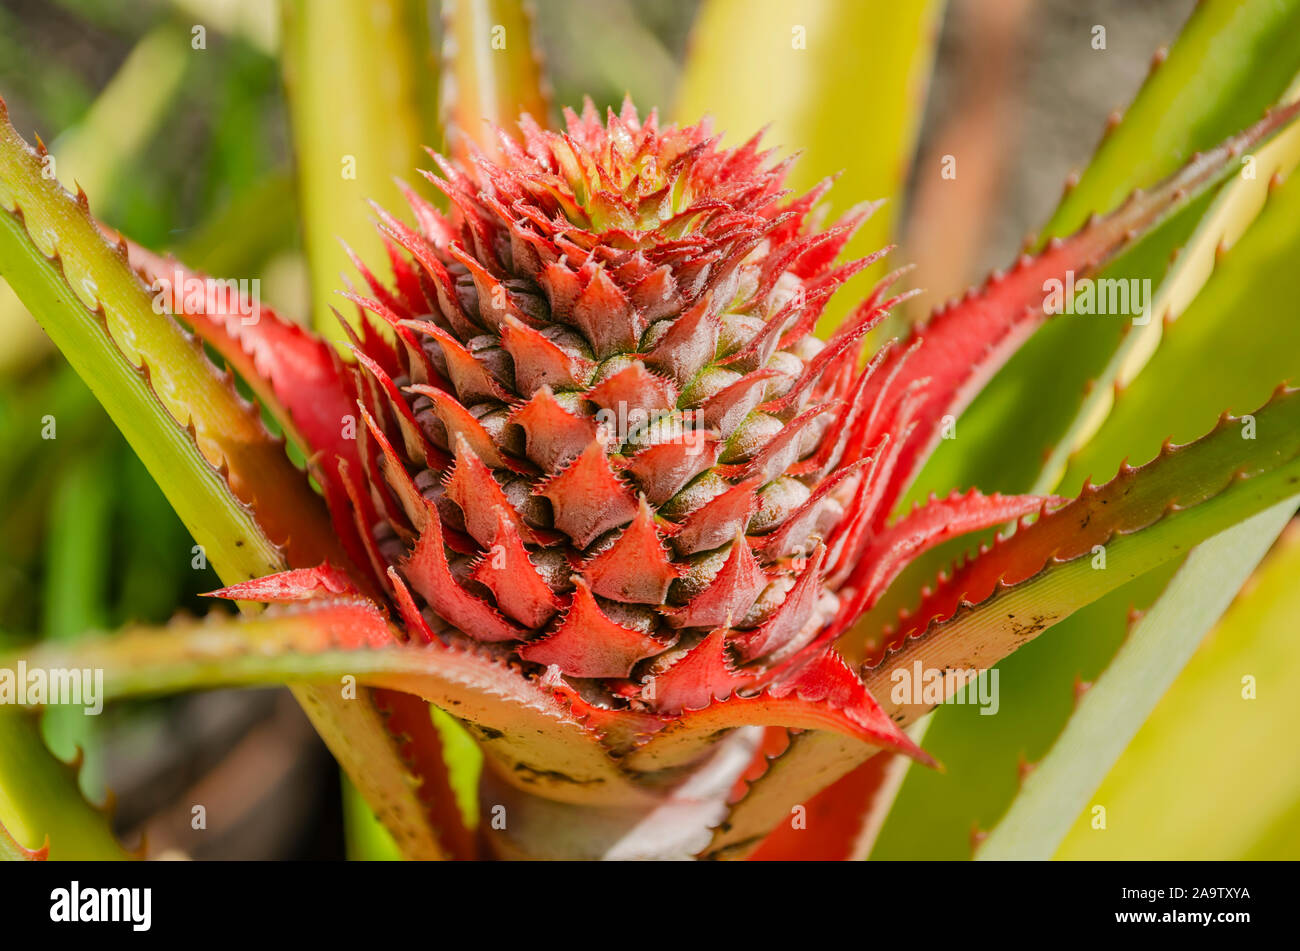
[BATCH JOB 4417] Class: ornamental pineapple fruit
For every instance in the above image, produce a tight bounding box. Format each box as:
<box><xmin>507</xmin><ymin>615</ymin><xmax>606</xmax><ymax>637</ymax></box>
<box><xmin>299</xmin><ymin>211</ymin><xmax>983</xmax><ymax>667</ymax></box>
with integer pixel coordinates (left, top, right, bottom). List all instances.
<box><xmin>292</xmin><ymin>99</ymin><xmax>1056</xmax><ymax>765</ymax></box>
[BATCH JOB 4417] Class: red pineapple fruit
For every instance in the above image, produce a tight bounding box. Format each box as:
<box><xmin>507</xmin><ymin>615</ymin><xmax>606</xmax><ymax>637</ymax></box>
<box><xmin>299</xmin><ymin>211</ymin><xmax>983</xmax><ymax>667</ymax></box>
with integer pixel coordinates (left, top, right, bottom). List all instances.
<box><xmin>300</xmin><ymin>101</ymin><xmax>1046</xmax><ymax>757</ymax></box>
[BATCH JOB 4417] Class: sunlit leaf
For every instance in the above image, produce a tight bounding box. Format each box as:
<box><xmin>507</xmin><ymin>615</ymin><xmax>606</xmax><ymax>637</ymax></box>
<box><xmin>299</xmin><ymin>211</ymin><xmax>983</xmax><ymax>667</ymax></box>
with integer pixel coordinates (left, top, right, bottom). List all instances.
<box><xmin>281</xmin><ymin>0</ymin><xmax>439</xmax><ymax>338</ymax></box>
<box><xmin>1055</xmin><ymin>520</ymin><xmax>1300</xmax><ymax>859</ymax></box>
<box><xmin>0</xmin><ymin>23</ymin><xmax>190</xmax><ymax>374</ymax></box>
<box><xmin>676</xmin><ymin>0</ymin><xmax>945</xmax><ymax>329</ymax></box>
<box><xmin>441</xmin><ymin>0</ymin><xmax>551</xmax><ymax>159</ymax></box>
<box><xmin>977</xmin><ymin>499</ymin><xmax>1295</xmax><ymax>859</ymax></box>
<box><xmin>0</xmin><ymin>101</ymin><xmax>454</xmax><ymax>860</ymax></box>
<box><xmin>0</xmin><ymin>714</ymin><xmax>131</xmax><ymax>861</ymax></box>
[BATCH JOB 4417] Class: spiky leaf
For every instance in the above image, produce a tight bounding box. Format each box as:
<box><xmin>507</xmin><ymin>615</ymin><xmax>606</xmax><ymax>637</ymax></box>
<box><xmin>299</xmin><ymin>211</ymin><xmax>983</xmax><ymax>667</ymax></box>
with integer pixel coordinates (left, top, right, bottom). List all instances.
<box><xmin>977</xmin><ymin>499</ymin><xmax>1295</xmax><ymax>859</ymax></box>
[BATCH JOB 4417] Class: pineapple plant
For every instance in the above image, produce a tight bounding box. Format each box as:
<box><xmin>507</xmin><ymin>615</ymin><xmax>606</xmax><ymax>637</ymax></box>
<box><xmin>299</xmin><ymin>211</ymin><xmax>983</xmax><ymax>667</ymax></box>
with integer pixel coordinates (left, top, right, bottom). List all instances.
<box><xmin>2</xmin><ymin>0</ymin><xmax>1300</xmax><ymax>861</ymax></box>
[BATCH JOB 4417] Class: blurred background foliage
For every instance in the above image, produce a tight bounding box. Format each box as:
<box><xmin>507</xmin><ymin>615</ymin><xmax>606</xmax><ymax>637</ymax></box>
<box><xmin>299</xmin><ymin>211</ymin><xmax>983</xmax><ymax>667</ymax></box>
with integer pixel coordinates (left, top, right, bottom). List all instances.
<box><xmin>13</xmin><ymin>0</ymin><xmax>1285</xmax><ymax>860</ymax></box>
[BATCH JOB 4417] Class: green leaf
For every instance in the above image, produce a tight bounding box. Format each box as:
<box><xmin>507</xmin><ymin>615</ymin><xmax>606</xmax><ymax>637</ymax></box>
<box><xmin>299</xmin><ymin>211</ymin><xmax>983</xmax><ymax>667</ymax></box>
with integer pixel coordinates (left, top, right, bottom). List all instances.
<box><xmin>0</xmin><ymin>816</ymin><xmax>45</xmax><ymax>860</ymax></box>
<box><xmin>343</xmin><ymin>706</ymin><xmax>483</xmax><ymax>858</ymax></box>
<box><xmin>1058</xmin><ymin>164</ymin><xmax>1300</xmax><ymax>496</ymax></box>
<box><xmin>113</xmin><ymin>443</ymin><xmax>204</xmax><ymax>625</ymax></box>
<box><xmin>876</xmin><ymin>121</ymin><xmax>1300</xmax><ymax>860</ymax></box>
<box><xmin>1040</xmin><ymin>78</ymin><xmax>1300</xmax><ymax>493</ymax></box>
<box><xmin>0</xmin><ymin>368</ymin><xmax>106</xmax><ymax>635</ymax></box>
<box><xmin>432</xmin><ymin>704</ymin><xmax>482</xmax><ymax>829</ymax></box>
<box><xmin>0</xmin><ymin>24</ymin><xmax>190</xmax><ymax>375</ymax></box>
<box><xmin>977</xmin><ymin>499</ymin><xmax>1295</xmax><ymax>860</ymax></box>
<box><xmin>0</xmin><ymin>99</ymin><xmax>297</xmax><ymax>859</ymax></box>
<box><xmin>0</xmin><ymin>714</ymin><xmax>132</xmax><ymax>861</ymax></box>
<box><xmin>0</xmin><ymin>100</ymin><xmax>450</xmax><ymax>859</ymax></box>
<box><xmin>1047</xmin><ymin>0</ymin><xmax>1300</xmax><ymax>240</ymax></box>
<box><xmin>1037</xmin><ymin>142</ymin><xmax>1300</xmax><ymax>862</ymax></box>
<box><xmin>39</xmin><ymin>450</ymin><xmax>113</xmax><ymax>799</ymax></box>
<box><xmin>912</xmin><ymin>0</ymin><xmax>1300</xmax><ymax>505</ymax></box>
<box><xmin>281</xmin><ymin>0</ymin><xmax>439</xmax><ymax>339</ymax></box>
<box><xmin>868</xmin><ymin>573</ymin><xmax>1169</xmax><ymax>858</ymax></box>
<box><xmin>1055</xmin><ymin>520</ymin><xmax>1300</xmax><ymax>859</ymax></box>
<box><xmin>441</xmin><ymin>0</ymin><xmax>551</xmax><ymax>158</ymax></box>
<box><xmin>342</xmin><ymin>774</ymin><xmax>404</xmax><ymax>861</ymax></box>
<box><xmin>0</xmin><ymin>102</ymin><xmax>295</xmax><ymax>580</ymax></box>
<box><xmin>861</xmin><ymin>386</ymin><xmax>1300</xmax><ymax>722</ymax></box>
<box><xmin>41</xmin><ymin>451</ymin><xmax>110</xmax><ymax>640</ymax></box>
<box><xmin>675</xmin><ymin>0</ymin><xmax>945</xmax><ymax>330</ymax></box>
<box><xmin>0</xmin><ymin>602</ymin><xmax>648</xmax><ymax>806</ymax></box>
<box><xmin>872</xmin><ymin>1</ymin><xmax>1300</xmax><ymax>858</ymax></box>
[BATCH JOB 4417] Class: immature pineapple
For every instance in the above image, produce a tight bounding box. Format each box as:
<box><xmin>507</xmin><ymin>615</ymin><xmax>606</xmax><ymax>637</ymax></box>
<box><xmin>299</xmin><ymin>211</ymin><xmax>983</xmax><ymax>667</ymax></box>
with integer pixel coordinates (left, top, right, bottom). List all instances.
<box><xmin>261</xmin><ymin>99</ymin><xmax>1069</xmax><ymax>772</ymax></box>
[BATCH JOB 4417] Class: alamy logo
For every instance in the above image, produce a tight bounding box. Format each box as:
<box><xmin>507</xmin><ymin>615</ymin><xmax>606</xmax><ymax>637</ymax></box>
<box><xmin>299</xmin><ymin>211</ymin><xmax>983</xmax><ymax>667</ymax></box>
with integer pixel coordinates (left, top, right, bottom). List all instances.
<box><xmin>50</xmin><ymin>881</ymin><xmax>151</xmax><ymax>932</ymax></box>
<box><xmin>889</xmin><ymin>661</ymin><xmax>1000</xmax><ymax>715</ymax></box>
<box><xmin>0</xmin><ymin>662</ymin><xmax>104</xmax><ymax>715</ymax></box>
<box><xmin>151</xmin><ymin>267</ymin><xmax>260</xmax><ymax>326</ymax></box>
<box><xmin>1042</xmin><ymin>270</ymin><xmax>1152</xmax><ymax>325</ymax></box>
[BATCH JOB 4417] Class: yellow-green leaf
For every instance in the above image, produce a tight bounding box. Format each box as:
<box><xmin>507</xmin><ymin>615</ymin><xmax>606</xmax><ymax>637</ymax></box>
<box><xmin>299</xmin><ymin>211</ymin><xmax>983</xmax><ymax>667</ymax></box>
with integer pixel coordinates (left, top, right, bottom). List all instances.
<box><xmin>281</xmin><ymin>0</ymin><xmax>439</xmax><ymax>339</ymax></box>
<box><xmin>441</xmin><ymin>0</ymin><xmax>551</xmax><ymax>159</ymax></box>
<box><xmin>675</xmin><ymin>0</ymin><xmax>945</xmax><ymax>330</ymax></box>
<box><xmin>1056</xmin><ymin>519</ymin><xmax>1300</xmax><ymax>859</ymax></box>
